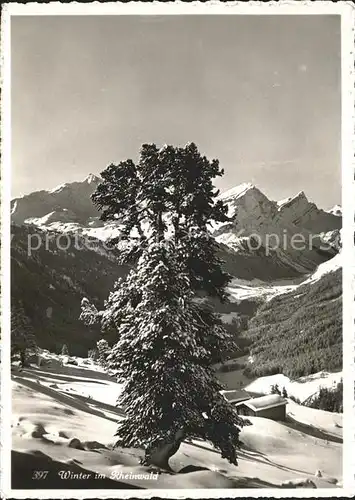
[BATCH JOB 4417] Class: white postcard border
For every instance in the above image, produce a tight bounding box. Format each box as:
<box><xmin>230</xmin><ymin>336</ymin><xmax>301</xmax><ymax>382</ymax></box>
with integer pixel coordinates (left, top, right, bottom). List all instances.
<box><xmin>1</xmin><ymin>1</ymin><xmax>354</xmax><ymax>498</ymax></box>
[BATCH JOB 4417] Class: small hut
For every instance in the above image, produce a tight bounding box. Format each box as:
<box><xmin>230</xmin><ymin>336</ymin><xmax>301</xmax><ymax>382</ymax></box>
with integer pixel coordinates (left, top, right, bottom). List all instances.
<box><xmin>235</xmin><ymin>394</ymin><xmax>287</xmax><ymax>421</ymax></box>
<box><xmin>220</xmin><ymin>389</ymin><xmax>251</xmax><ymax>405</ymax></box>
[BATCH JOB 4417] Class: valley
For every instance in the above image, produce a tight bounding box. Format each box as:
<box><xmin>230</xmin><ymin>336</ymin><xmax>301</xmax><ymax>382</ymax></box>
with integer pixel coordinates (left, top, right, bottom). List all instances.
<box><xmin>10</xmin><ymin>175</ymin><xmax>343</xmax><ymax>489</ymax></box>
<box><xmin>10</xmin><ymin>176</ymin><xmax>342</xmax><ymax>371</ymax></box>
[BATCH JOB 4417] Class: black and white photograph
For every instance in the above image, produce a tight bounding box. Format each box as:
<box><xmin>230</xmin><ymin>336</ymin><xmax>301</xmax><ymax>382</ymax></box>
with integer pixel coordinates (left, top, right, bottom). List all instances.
<box><xmin>1</xmin><ymin>1</ymin><xmax>354</xmax><ymax>497</ymax></box>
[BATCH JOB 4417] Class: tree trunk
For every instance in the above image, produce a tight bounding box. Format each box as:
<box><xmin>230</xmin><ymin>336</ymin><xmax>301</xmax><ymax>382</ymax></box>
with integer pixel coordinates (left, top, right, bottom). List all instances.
<box><xmin>137</xmin><ymin>224</ymin><xmax>144</xmax><ymax>241</ymax></box>
<box><xmin>20</xmin><ymin>350</ymin><xmax>26</xmax><ymax>368</ymax></box>
<box><xmin>142</xmin><ymin>428</ymin><xmax>186</xmax><ymax>471</ymax></box>
<box><xmin>173</xmin><ymin>212</ymin><xmax>181</xmax><ymax>244</ymax></box>
<box><xmin>157</xmin><ymin>211</ymin><xmax>164</xmax><ymax>242</ymax></box>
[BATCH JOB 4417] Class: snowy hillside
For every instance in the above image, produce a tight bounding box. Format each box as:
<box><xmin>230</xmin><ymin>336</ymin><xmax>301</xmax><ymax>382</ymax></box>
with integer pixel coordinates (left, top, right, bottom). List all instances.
<box><xmin>226</xmin><ymin>250</ymin><xmax>341</xmax><ymax>303</ymax></box>
<box><xmin>11</xmin><ymin>357</ymin><xmax>342</xmax><ymax>489</ymax></box>
<box><xmin>227</xmin><ymin>277</ymin><xmax>299</xmax><ymax>303</ymax></box>
<box><xmin>10</xmin><ymin>177</ymin><xmax>342</xmax><ymax>361</ymax></box>
<box><xmin>11</xmin><ymin>225</ymin><xmax>128</xmax><ymax>355</ymax></box>
<box><xmin>10</xmin><ymin>174</ymin><xmax>343</xmax><ymax>491</ymax></box>
<box><xmin>303</xmin><ymin>252</ymin><xmax>342</xmax><ymax>284</ymax></box>
<box><xmin>245</xmin><ymin>371</ymin><xmax>343</xmax><ymax>406</ymax></box>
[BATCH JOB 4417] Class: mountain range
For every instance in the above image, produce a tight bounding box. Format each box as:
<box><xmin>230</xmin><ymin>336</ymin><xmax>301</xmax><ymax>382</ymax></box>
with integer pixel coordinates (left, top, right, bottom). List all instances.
<box><xmin>11</xmin><ymin>175</ymin><xmax>342</xmax><ymax>375</ymax></box>
<box><xmin>12</xmin><ymin>175</ymin><xmax>341</xmax><ymax>274</ymax></box>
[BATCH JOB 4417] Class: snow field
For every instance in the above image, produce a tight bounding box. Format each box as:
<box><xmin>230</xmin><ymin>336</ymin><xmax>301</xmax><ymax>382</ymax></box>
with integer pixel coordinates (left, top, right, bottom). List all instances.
<box><xmin>11</xmin><ymin>358</ymin><xmax>342</xmax><ymax>489</ymax></box>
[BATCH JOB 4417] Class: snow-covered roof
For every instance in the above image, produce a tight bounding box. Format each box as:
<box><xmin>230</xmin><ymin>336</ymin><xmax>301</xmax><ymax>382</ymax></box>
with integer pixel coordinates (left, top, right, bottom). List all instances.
<box><xmin>220</xmin><ymin>389</ymin><xmax>250</xmax><ymax>404</ymax></box>
<box><xmin>236</xmin><ymin>394</ymin><xmax>287</xmax><ymax>412</ymax></box>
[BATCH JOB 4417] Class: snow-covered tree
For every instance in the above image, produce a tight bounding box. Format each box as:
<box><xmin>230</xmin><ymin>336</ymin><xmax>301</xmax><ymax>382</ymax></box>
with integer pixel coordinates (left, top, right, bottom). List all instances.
<box><xmin>271</xmin><ymin>384</ymin><xmax>281</xmax><ymax>396</ymax></box>
<box><xmin>80</xmin><ymin>297</ymin><xmax>99</xmax><ymax>325</ymax></box>
<box><xmin>96</xmin><ymin>339</ymin><xmax>110</xmax><ymax>368</ymax></box>
<box><xmin>91</xmin><ymin>142</ymin><xmax>230</xmax><ymax>265</ymax></box>
<box><xmin>61</xmin><ymin>344</ymin><xmax>69</xmax><ymax>356</ymax></box>
<box><xmin>82</xmin><ymin>143</ymin><xmax>245</xmax><ymax>469</ymax></box>
<box><xmin>11</xmin><ymin>303</ymin><xmax>37</xmax><ymax>367</ymax></box>
<box><xmin>88</xmin><ymin>348</ymin><xmax>99</xmax><ymax>362</ymax></box>
<box><xmin>105</xmin><ymin>240</ymin><xmax>244</xmax><ymax>468</ymax></box>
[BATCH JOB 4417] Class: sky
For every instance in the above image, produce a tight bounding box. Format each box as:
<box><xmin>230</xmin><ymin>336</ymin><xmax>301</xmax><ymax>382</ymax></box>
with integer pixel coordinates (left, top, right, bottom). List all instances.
<box><xmin>11</xmin><ymin>15</ymin><xmax>341</xmax><ymax>208</ymax></box>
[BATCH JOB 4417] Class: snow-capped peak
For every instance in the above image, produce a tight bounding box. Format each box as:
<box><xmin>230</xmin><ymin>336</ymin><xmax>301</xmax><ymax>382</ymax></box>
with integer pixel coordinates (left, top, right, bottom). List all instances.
<box><xmin>48</xmin><ymin>174</ymin><xmax>100</xmax><ymax>194</ymax></box>
<box><xmin>49</xmin><ymin>183</ymin><xmax>68</xmax><ymax>194</ymax></box>
<box><xmin>218</xmin><ymin>182</ymin><xmax>256</xmax><ymax>201</ymax></box>
<box><xmin>277</xmin><ymin>191</ymin><xmax>308</xmax><ymax>209</ymax></box>
<box><xmin>85</xmin><ymin>173</ymin><xmax>101</xmax><ymax>184</ymax></box>
<box><xmin>11</xmin><ymin>174</ymin><xmax>103</xmax><ymax>226</ymax></box>
<box><xmin>327</xmin><ymin>205</ymin><xmax>342</xmax><ymax>217</ymax></box>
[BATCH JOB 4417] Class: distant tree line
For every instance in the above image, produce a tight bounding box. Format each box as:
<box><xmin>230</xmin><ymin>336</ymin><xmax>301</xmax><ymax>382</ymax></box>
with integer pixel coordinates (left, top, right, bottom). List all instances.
<box><xmin>242</xmin><ymin>268</ymin><xmax>342</xmax><ymax>379</ymax></box>
<box><xmin>307</xmin><ymin>381</ymin><xmax>343</xmax><ymax>413</ymax></box>
<box><xmin>11</xmin><ymin>303</ymin><xmax>37</xmax><ymax>367</ymax></box>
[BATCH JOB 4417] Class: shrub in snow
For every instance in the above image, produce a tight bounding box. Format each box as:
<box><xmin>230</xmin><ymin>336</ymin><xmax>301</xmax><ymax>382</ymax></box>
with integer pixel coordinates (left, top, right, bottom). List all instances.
<box><xmin>61</xmin><ymin>344</ymin><xmax>69</xmax><ymax>356</ymax></box>
<box><xmin>68</xmin><ymin>438</ymin><xmax>84</xmax><ymax>449</ymax></box>
<box><xmin>289</xmin><ymin>395</ymin><xmax>301</xmax><ymax>404</ymax></box>
<box><xmin>66</xmin><ymin>357</ymin><xmax>78</xmax><ymax>366</ymax></box>
<box><xmin>96</xmin><ymin>339</ymin><xmax>110</xmax><ymax>368</ymax></box>
<box><xmin>80</xmin><ymin>297</ymin><xmax>99</xmax><ymax>326</ymax></box>
<box><xmin>270</xmin><ymin>384</ymin><xmax>281</xmax><ymax>396</ymax></box>
<box><xmin>88</xmin><ymin>348</ymin><xmax>99</xmax><ymax>361</ymax></box>
<box><xmin>26</xmin><ymin>353</ymin><xmax>41</xmax><ymax>365</ymax></box>
<box><xmin>281</xmin><ymin>478</ymin><xmax>317</xmax><ymax>489</ymax></box>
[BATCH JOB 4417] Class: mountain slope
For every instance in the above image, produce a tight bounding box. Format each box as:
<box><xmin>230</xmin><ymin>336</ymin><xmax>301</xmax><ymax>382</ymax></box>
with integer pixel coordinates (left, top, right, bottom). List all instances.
<box><xmin>10</xmin><ymin>178</ymin><xmax>342</xmax><ymax>362</ymax></box>
<box><xmin>11</xmin><ymin>225</ymin><xmax>128</xmax><ymax>355</ymax></box>
<box><xmin>243</xmin><ymin>263</ymin><xmax>342</xmax><ymax>379</ymax></box>
<box><xmin>10</xmin><ymin>224</ymin><xmax>276</xmax><ymax>355</ymax></box>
